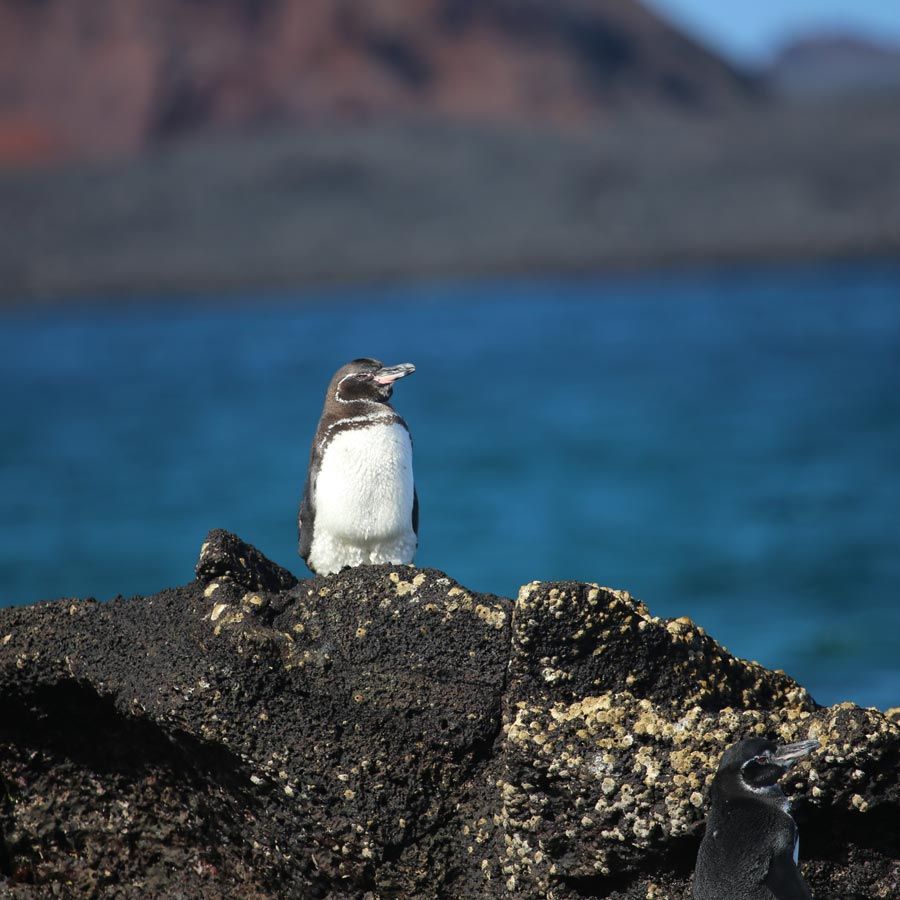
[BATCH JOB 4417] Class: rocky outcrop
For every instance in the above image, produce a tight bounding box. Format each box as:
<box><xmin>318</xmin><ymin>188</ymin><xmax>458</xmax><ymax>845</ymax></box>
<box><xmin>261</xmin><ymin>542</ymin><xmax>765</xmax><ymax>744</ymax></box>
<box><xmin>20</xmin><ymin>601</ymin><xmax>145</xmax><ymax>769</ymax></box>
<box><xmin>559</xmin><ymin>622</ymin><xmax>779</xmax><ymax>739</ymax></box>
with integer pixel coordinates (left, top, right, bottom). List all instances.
<box><xmin>0</xmin><ymin>0</ymin><xmax>758</xmax><ymax>165</ymax></box>
<box><xmin>1</xmin><ymin>531</ymin><xmax>897</xmax><ymax>898</ymax></box>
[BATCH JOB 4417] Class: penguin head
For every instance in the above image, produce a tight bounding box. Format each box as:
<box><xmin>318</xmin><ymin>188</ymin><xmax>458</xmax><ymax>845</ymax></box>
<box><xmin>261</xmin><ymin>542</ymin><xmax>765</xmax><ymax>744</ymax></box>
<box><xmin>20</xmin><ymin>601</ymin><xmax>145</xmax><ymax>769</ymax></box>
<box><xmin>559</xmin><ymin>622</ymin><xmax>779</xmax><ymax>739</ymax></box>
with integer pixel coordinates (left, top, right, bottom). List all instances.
<box><xmin>716</xmin><ymin>737</ymin><xmax>820</xmax><ymax>798</ymax></box>
<box><xmin>329</xmin><ymin>358</ymin><xmax>416</xmax><ymax>406</ymax></box>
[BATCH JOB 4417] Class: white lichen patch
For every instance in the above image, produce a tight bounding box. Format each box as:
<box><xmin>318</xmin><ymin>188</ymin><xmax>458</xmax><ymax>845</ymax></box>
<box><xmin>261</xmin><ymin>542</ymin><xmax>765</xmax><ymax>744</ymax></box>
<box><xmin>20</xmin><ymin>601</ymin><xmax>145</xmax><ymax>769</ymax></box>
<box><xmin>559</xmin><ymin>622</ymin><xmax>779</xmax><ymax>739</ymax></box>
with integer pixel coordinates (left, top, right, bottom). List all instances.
<box><xmin>390</xmin><ymin>573</ymin><xmax>424</xmax><ymax>597</ymax></box>
<box><xmin>210</xmin><ymin>602</ymin><xmax>229</xmax><ymax>622</ymax></box>
<box><xmin>475</xmin><ymin>604</ymin><xmax>507</xmax><ymax>630</ymax></box>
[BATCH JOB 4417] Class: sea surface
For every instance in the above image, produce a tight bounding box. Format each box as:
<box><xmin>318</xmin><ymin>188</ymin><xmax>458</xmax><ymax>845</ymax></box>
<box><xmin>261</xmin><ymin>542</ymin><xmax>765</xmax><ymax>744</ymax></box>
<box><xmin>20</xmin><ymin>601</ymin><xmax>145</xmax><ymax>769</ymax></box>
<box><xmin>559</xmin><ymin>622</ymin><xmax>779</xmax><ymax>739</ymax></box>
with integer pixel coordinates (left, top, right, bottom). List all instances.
<box><xmin>2</xmin><ymin>261</ymin><xmax>899</xmax><ymax>709</ymax></box>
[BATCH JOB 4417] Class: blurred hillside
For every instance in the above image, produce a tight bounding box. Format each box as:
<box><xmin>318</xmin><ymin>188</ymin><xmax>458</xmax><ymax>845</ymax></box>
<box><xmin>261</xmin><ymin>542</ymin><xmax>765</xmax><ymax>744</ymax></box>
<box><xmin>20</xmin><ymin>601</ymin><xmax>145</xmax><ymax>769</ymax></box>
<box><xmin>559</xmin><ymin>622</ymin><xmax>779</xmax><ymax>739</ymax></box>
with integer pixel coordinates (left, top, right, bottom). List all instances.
<box><xmin>1</xmin><ymin>1</ymin><xmax>899</xmax><ymax>303</ymax></box>
<box><xmin>0</xmin><ymin>0</ymin><xmax>756</xmax><ymax>165</ymax></box>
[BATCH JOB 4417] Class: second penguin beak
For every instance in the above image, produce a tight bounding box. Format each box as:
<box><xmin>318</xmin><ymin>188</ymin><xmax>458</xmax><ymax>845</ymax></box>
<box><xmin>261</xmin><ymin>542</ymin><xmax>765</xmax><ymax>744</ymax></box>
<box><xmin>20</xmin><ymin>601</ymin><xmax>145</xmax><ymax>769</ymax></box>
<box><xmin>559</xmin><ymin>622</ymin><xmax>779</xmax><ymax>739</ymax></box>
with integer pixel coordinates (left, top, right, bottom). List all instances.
<box><xmin>772</xmin><ymin>739</ymin><xmax>820</xmax><ymax>768</ymax></box>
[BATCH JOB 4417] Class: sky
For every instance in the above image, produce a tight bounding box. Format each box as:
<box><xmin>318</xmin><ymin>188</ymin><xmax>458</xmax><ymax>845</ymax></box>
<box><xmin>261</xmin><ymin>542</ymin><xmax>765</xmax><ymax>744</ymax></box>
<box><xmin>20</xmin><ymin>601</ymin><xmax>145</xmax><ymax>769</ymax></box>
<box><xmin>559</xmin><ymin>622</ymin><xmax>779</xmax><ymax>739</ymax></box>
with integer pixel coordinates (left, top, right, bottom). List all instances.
<box><xmin>645</xmin><ymin>0</ymin><xmax>900</xmax><ymax>65</ymax></box>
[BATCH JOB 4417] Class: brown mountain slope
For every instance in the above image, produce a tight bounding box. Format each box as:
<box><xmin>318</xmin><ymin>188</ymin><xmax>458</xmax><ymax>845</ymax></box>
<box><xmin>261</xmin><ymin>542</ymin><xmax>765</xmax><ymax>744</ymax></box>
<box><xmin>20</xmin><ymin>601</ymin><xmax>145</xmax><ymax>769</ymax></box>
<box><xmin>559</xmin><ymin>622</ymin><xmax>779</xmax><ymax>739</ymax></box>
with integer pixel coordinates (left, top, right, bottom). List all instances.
<box><xmin>0</xmin><ymin>0</ymin><xmax>757</xmax><ymax>165</ymax></box>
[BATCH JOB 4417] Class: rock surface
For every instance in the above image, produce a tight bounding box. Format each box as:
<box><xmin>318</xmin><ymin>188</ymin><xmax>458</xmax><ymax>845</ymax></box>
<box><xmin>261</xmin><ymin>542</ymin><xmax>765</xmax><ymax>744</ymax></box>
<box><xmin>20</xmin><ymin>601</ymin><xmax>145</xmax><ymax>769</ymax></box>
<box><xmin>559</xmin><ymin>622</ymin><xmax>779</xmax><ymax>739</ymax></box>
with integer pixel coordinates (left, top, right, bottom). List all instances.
<box><xmin>1</xmin><ymin>530</ymin><xmax>898</xmax><ymax>898</ymax></box>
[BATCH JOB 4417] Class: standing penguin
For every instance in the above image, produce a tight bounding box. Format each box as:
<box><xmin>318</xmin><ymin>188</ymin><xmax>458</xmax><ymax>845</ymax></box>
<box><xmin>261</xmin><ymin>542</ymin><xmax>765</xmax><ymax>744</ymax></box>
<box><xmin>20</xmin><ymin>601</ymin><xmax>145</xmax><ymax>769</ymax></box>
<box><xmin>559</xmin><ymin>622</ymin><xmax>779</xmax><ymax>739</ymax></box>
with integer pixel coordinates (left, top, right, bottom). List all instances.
<box><xmin>693</xmin><ymin>737</ymin><xmax>819</xmax><ymax>900</ymax></box>
<box><xmin>298</xmin><ymin>358</ymin><xmax>418</xmax><ymax>575</ymax></box>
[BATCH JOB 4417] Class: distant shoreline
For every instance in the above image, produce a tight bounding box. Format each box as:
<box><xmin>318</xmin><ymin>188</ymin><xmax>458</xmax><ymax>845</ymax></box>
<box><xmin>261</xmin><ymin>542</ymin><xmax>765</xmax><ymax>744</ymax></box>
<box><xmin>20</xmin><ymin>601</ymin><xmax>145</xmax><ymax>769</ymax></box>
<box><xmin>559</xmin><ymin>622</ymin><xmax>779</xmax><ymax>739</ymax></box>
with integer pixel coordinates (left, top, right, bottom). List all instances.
<box><xmin>2</xmin><ymin>245</ymin><xmax>899</xmax><ymax>315</ymax></box>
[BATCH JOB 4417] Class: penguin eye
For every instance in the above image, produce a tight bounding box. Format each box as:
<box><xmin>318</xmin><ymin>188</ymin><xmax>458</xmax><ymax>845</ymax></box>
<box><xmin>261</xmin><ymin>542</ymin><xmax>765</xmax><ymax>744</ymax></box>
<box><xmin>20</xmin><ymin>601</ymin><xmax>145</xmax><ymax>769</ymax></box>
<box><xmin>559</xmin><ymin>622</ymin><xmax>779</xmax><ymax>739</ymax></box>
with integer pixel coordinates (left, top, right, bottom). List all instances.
<box><xmin>753</xmin><ymin>755</ymin><xmax>769</xmax><ymax>765</ymax></box>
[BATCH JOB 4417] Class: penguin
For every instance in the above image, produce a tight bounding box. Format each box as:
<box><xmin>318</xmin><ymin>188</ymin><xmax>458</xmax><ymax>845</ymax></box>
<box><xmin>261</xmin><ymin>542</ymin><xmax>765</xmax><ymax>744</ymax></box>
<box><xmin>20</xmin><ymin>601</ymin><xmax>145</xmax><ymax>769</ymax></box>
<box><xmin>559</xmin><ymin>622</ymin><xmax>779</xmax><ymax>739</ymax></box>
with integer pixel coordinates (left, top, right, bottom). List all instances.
<box><xmin>298</xmin><ymin>358</ymin><xmax>418</xmax><ymax>575</ymax></box>
<box><xmin>693</xmin><ymin>737</ymin><xmax>820</xmax><ymax>900</ymax></box>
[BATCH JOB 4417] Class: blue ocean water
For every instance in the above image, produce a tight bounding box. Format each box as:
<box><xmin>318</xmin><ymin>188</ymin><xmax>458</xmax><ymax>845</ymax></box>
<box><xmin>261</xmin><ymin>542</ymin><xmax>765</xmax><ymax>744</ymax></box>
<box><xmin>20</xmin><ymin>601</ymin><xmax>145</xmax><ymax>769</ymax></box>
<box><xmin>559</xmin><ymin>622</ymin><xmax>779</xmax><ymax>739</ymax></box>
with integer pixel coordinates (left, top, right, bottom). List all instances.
<box><xmin>2</xmin><ymin>261</ymin><xmax>899</xmax><ymax>709</ymax></box>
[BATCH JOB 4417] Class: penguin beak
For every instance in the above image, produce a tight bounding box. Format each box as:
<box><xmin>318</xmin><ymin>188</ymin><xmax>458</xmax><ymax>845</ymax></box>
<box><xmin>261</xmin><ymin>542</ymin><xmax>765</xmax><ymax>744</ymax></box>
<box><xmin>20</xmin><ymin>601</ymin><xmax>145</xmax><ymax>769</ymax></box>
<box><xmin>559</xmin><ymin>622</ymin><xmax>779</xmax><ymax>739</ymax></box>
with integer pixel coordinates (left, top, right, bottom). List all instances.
<box><xmin>373</xmin><ymin>363</ymin><xmax>415</xmax><ymax>385</ymax></box>
<box><xmin>772</xmin><ymin>739</ymin><xmax>820</xmax><ymax>768</ymax></box>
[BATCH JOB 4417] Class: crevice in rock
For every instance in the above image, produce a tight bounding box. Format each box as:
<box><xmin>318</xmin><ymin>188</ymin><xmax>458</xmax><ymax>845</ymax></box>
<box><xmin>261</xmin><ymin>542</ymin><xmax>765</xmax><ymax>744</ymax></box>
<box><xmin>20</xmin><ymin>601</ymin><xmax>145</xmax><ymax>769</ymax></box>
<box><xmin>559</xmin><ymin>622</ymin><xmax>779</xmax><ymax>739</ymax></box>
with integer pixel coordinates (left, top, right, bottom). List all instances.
<box><xmin>0</xmin><ymin>680</ymin><xmax>249</xmax><ymax>787</ymax></box>
<box><xmin>560</xmin><ymin>833</ymin><xmax>699</xmax><ymax>897</ymax></box>
<box><xmin>0</xmin><ymin>679</ymin><xmax>282</xmax><ymax>894</ymax></box>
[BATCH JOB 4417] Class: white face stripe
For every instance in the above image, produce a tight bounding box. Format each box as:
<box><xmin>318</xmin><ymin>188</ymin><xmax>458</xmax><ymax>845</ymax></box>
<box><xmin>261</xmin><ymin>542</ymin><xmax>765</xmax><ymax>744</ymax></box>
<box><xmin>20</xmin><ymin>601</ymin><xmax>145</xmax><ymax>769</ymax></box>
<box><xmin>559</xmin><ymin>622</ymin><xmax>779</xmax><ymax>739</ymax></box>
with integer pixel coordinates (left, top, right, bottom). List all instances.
<box><xmin>739</xmin><ymin>756</ymin><xmax>791</xmax><ymax>810</ymax></box>
<box><xmin>334</xmin><ymin>370</ymin><xmax>381</xmax><ymax>403</ymax></box>
<box><xmin>740</xmin><ymin>755</ymin><xmax>769</xmax><ymax>788</ymax></box>
<box><xmin>334</xmin><ymin>371</ymin><xmax>357</xmax><ymax>403</ymax></box>
<box><xmin>740</xmin><ymin>781</ymin><xmax>792</xmax><ymax>813</ymax></box>
<box><xmin>741</xmin><ymin>780</ymin><xmax>789</xmax><ymax>806</ymax></box>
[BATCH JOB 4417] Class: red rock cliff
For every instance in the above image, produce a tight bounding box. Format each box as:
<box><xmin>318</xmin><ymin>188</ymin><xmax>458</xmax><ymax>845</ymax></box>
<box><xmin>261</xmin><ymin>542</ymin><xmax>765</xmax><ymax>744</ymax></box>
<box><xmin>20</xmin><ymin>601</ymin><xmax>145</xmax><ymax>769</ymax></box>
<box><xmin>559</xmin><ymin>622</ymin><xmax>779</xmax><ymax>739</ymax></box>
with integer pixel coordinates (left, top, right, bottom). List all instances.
<box><xmin>0</xmin><ymin>0</ymin><xmax>756</xmax><ymax>166</ymax></box>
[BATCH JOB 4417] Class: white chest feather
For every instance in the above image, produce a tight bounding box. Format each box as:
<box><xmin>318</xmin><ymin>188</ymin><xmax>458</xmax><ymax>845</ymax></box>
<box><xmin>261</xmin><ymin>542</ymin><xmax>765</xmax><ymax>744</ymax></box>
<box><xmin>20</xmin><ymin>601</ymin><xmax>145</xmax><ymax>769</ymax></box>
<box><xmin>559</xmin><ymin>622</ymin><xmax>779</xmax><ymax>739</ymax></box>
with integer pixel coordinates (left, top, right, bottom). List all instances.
<box><xmin>309</xmin><ymin>422</ymin><xmax>416</xmax><ymax>574</ymax></box>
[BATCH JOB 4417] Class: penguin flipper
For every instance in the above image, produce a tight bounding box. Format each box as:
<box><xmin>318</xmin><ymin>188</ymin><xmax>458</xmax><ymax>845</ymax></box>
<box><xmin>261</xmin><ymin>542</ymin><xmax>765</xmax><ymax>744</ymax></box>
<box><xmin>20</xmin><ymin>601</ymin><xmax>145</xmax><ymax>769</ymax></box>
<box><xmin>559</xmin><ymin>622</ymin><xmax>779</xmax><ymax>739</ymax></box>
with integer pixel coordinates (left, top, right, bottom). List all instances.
<box><xmin>298</xmin><ymin>475</ymin><xmax>315</xmax><ymax>565</ymax></box>
<box><xmin>764</xmin><ymin>846</ymin><xmax>813</xmax><ymax>900</ymax></box>
<box><xmin>412</xmin><ymin>487</ymin><xmax>419</xmax><ymax>538</ymax></box>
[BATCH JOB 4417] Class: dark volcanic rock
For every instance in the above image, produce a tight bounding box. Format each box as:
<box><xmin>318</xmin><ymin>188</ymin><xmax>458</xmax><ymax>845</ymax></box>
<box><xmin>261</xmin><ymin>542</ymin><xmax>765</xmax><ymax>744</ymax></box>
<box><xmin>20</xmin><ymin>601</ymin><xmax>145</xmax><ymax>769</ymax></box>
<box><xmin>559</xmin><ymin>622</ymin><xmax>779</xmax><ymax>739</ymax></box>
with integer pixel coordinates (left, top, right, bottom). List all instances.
<box><xmin>1</xmin><ymin>533</ymin><xmax>898</xmax><ymax>898</ymax></box>
<box><xmin>195</xmin><ymin>528</ymin><xmax>298</xmax><ymax>594</ymax></box>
